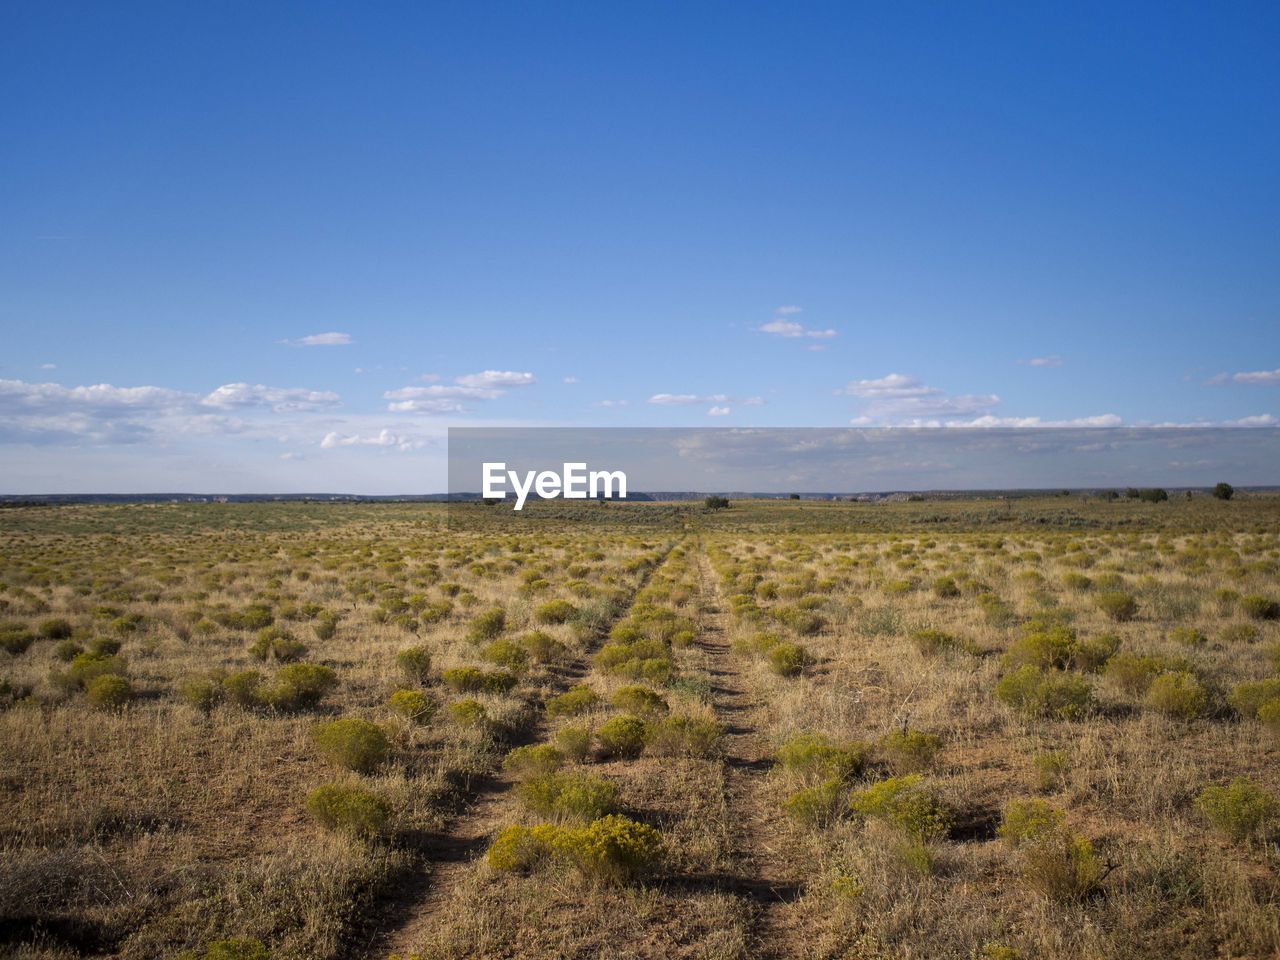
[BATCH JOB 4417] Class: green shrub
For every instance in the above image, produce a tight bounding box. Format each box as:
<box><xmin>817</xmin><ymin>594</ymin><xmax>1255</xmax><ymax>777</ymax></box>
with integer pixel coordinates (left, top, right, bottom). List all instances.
<box><xmin>1071</xmin><ymin>633</ymin><xmax>1120</xmax><ymax>671</ymax></box>
<box><xmin>998</xmin><ymin>799</ymin><xmax>1065</xmax><ymax>846</ymax></box>
<box><xmin>848</xmin><ymin>775</ymin><xmax>952</xmax><ymax>840</ymax></box>
<box><xmin>995</xmin><ymin>666</ymin><xmax>1092</xmax><ymax>720</ymax></box>
<box><xmin>306</xmin><ymin>783</ymin><xmax>391</xmax><ymax>838</ymax></box>
<box><xmin>535</xmin><ymin>599</ymin><xmax>577</xmax><ymax>624</ymax></box>
<box><xmin>89</xmin><ymin>637</ymin><xmax>122</xmax><ymax>657</ymax></box>
<box><xmin>546</xmin><ymin>685</ymin><xmax>600</xmax><ymax>718</ymax></box>
<box><xmin>313</xmin><ymin>717</ymin><xmax>389</xmax><ymax>772</ymax></box>
<box><xmin>555</xmin><ymin>725</ymin><xmax>593</xmax><ymax>762</ymax></box>
<box><xmin>644</xmin><ymin>714</ymin><xmax>723</xmax><ymax>758</ymax></box>
<box><xmin>86</xmin><ymin>673</ymin><xmax>133</xmax><ymax>709</ymax></box>
<box><xmin>261</xmin><ymin>663</ymin><xmax>337</xmax><ymax>711</ymax></box>
<box><xmin>482</xmin><ymin>639</ymin><xmax>529</xmax><ymax>671</ymax></box>
<box><xmin>517</xmin><ymin>771</ymin><xmax>617</xmax><ymax>820</ymax></box>
<box><xmin>520</xmin><ymin>630</ymin><xmax>569</xmax><ymax>663</ymax></box>
<box><xmin>1144</xmin><ymin>671</ymin><xmax>1208</xmax><ymax>719</ymax></box>
<box><xmin>467</xmin><ymin>607</ymin><xmax>507</xmax><ymax>642</ymax></box>
<box><xmin>0</xmin><ymin>623</ymin><xmax>35</xmax><ymax>655</ymax></box>
<box><xmin>556</xmin><ymin>814</ymin><xmax>663</xmax><ymax>883</ymax></box>
<box><xmin>38</xmin><ymin>617</ymin><xmax>74</xmax><ymax>640</ymax></box>
<box><xmin>610</xmin><ymin>685</ymin><xmax>669</xmax><ymax>717</ymax></box>
<box><xmin>1197</xmin><ymin>778</ymin><xmax>1279</xmax><ymax>841</ymax></box>
<box><xmin>1004</xmin><ymin>628</ymin><xmax>1075</xmax><ymax>670</ymax></box>
<box><xmin>1033</xmin><ymin>750</ymin><xmax>1068</xmax><ymax>791</ymax></box>
<box><xmin>441</xmin><ymin>666</ymin><xmax>517</xmax><ymax>694</ymax></box>
<box><xmin>222</xmin><ymin>669</ymin><xmax>263</xmax><ymax>707</ymax></box>
<box><xmin>768</xmin><ymin>641</ymin><xmax>811</xmax><ymax>677</ymax></box>
<box><xmin>312</xmin><ymin>612</ymin><xmax>338</xmax><ymax>641</ymax></box>
<box><xmin>179</xmin><ymin>939</ymin><xmax>270</xmax><ymax>960</ymax></box>
<box><xmin>784</xmin><ymin>777</ymin><xmax>845</xmax><ymax>826</ymax></box>
<box><xmin>52</xmin><ymin>639</ymin><xmax>83</xmax><ymax>662</ymax></box>
<box><xmin>1257</xmin><ymin>698</ymin><xmax>1280</xmax><ymax>732</ymax></box>
<box><xmin>449</xmin><ymin>698</ymin><xmax>488</xmax><ymax>727</ymax></box>
<box><xmin>1062</xmin><ymin>572</ymin><xmax>1092</xmax><ymax>591</ymax></box>
<box><xmin>249</xmin><ymin>627</ymin><xmax>307</xmax><ymax>662</ymax></box>
<box><xmin>504</xmin><ymin>743</ymin><xmax>565</xmax><ymax>777</ymax></box>
<box><xmin>879</xmin><ymin>728</ymin><xmax>943</xmax><ymax>773</ymax></box>
<box><xmin>1105</xmin><ymin>653</ymin><xmax>1171</xmax><ymax>694</ymax></box>
<box><xmin>488</xmin><ymin>816</ymin><xmax>663</xmax><ymax>883</ymax></box>
<box><xmin>487</xmin><ymin>822</ymin><xmax>558</xmax><ymax>872</ymax></box>
<box><xmin>387</xmin><ymin>688</ymin><xmax>436</xmax><ymax>723</ymax></box>
<box><xmin>1168</xmin><ymin>626</ymin><xmax>1206</xmax><ymax>647</ymax></box>
<box><xmin>1241</xmin><ymin>595</ymin><xmax>1280</xmax><ymax>621</ymax></box>
<box><xmin>599</xmin><ymin>714</ymin><xmax>648</xmax><ymax>758</ymax></box>
<box><xmin>1097</xmin><ymin>591</ymin><xmax>1138</xmax><ymax>622</ymax></box>
<box><xmin>395</xmin><ymin>645</ymin><xmax>433</xmax><ymax>683</ymax></box>
<box><xmin>178</xmin><ymin>672</ymin><xmax>224</xmax><ymax>713</ymax></box>
<box><xmin>1228</xmin><ymin>678</ymin><xmax>1280</xmax><ymax>718</ymax></box>
<box><xmin>1019</xmin><ymin>829</ymin><xmax>1103</xmax><ymax>902</ymax></box>
<box><xmin>776</xmin><ymin>732</ymin><xmax>867</xmax><ymax>782</ymax></box>
<box><xmin>1221</xmin><ymin>623</ymin><xmax>1259</xmax><ymax>644</ymax></box>
<box><xmin>932</xmin><ymin>576</ymin><xmax>961</xmax><ymax>598</ymax></box>
<box><xmin>910</xmin><ymin>628</ymin><xmax>965</xmax><ymax>656</ymax></box>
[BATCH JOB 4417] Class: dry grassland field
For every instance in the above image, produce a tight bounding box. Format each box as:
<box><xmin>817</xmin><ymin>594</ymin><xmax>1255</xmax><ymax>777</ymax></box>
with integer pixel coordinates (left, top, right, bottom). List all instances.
<box><xmin>2</xmin><ymin>496</ymin><xmax>1279</xmax><ymax>960</ymax></box>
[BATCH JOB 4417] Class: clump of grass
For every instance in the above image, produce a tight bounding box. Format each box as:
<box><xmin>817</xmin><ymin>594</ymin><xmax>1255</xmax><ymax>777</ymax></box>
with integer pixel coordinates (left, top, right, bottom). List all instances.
<box><xmin>1241</xmin><ymin>595</ymin><xmax>1280</xmax><ymax>621</ymax></box>
<box><xmin>1168</xmin><ymin>625</ymin><xmax>1206</xmax><ymax>647</ymax></box>
<box><xmin>467</xmin><ymin>606</ymin><xmax>507</xmax><ymax>642</ymax></box>
<box><xmin>487</xmin><ymin>815</ymin><xmax>663</xmax><ymax>883</ymax></box>
<box><xmin>1228</xmin><ymin>678</ymin><xmax>1280</xmax><ymax>718</ymax></box>
<box><xmin>441</xmin><ymin>666</ymin><xmax>517</xmax><ymax>694</ymax></box>
<box><xmin>395</xmin><ymin>645</ymin><xmax>433</xmax><ymax>683</ymax></box>
<box><xmin>1071</xmin><ymin>633</ymin><xmax>1120</xmax><ymax>671</ymax></box>
<box><xmin>0</xmin><ymin>622</ymin><xmax>35</xmax><ymax>655</ymax></box>
<box><xmin>86</xmin><ymin>673</ymin><xmax>133</xmax><ymax>709</ymax></box>
<box><xmin>910</xmin><ymin>628</ymin><xmax>974</xmax><ymax>656</ymax></box>
<box><xmin>481</xmin><ymin>639</ymin><xmax>529</xmax><ymax>671</ymax></box>
<box><xmin>644</xmin><ymin>713</ymin><xmax>723</xmax><ymax>757</ymax></box>
<box><xmin>555</xmin><ymin>725</ymin><xmax>593</xmax><ymax>762</ymax></box>
<box><xmin>503</xmin><ymin>743</ymin><xmax>565</xmax><ymax>777</ymax></box>
<box><xmin>784</xmin><ymin>778</ymin><xmax>845</xmax><ymax>826</ymax></box>
<box><xmin>879</xmin><ymin>728</ymin><xmax>943</xmax><ymax>773</ymax></box>
<box><xmin>535</xmin><ymin>599</ymin><xmax>578</xmax><ymax>624</ymax></box>
<box><xmin>1144</xmin><ymin>671</ymin><xmax>1208</xmax><ymax>719</ymax></box>
<box><xmin>1196</xmin><ymin>778</ymin><xmax>1279</xmax><ymax>841</ymax></box>
<box><xmin>776</xmin><ymin>732</ymin><xmax>868</xmax><ymax>782</ymax></box>
<box><xmin>306</xmin><ymin>782</ymin><xmax>391</xmax><ymax>838</ymax></box>
<box><xmin>610</xmin><ymin>685</ymin><xmax>669</xmax><ymax>717</ymax></box>
<box><xmin>449</xmin><ymin>699</ymin><xmax>488</xmax><ymax>727</ymax></box>
<box><xmin>520</xmin><ymin>630</ymin><xmax>568</xmax><ymax>663</ymax></box>
<box><xmin>516</xmin><ymin>771</ymin><xmax>618</xmax><ymax>820</ymax></box>
<box><xmin>997</xmin><ymin>800</ymin><xmax>1103</xmax><ymax>901</ymax></box>
<box><xmin>1221</xmin><ymin>623</ymin><xmax>1260</xmax><ymax>644</ymax></box>
<box><xmin>38</xmin><ymin>617</ymin><xmax>74</xmax><ymax>640</ymax></box>
<box><xmin>995</xmin><ymin>666</ymin><xmax>1092</xmax><ymax>720</ymax></box>
<box><xmin>1097</xmin><ymin>591</ymin><xmax>1139</xmax><ymax>622</ymax></box>
<box><xmin>598</xmin><ymin>714</ymin><xmax>648</xmax><ymax>758</ymax></box>
<box><xmin>313</xmin><ymin>717</ymin><xmax>389</xmax><ymax>772</ymax></box>
<box><xmin>546</xmin><ymin>684</ymin><xmax>600</xmax><ymax>718</ymax></box>
<box><xmin>932</xmin><ymin>576</ymin><xmax>961</xmax><ymax>598</ymax></box>
<box><xmin>52</xmin><ymin>639</ymin><xmax>82</xmax><ymax>662</ymax></box>
<box><xmin>1033</xmin><ymin>750</ymin><xmax>1068</xmax><ymax>791</ymax></box>
<box><xmin>55</xmin><ymin>651</ymin><xmax>128</xmax><ymax>692</ymax></box>
<box><xmin>177</xmin><ymin>939</ymin><xmax>270</xmax><ymax>960</ymax></box>
<box><xmin>848</xmin><ymin>775</ymin><xmax>952</xmax><ymax>841</ymax></box>
<box><xmin>260</xmin><ymin>662</ymin><xmax>338</xmax><ymax>711</ymax></box>
<box><xmin>387</xmin><ymin>688</ymin><xmax>437</xmax><ymax>723</ymax></box>
<box><xmin>768</xmin><ymin>641</ymin><xmax>812</xmax><ymax>677</ymax></box>
<box><xmin>248</xmin><ymin>626</ymin><xmax>307</xmax><ymax>663</ymax></box>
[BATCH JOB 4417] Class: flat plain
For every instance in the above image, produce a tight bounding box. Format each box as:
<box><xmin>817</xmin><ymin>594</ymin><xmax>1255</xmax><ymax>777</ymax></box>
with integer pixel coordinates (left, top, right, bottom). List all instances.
<box><xmin>1</xmin><ymin>496</ymin><xmax>1278</xmax><ymax>960</ymax></box>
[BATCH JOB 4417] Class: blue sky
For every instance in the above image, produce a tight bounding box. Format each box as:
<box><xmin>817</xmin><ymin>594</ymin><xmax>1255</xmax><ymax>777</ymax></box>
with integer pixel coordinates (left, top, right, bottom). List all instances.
<box><xmin>1</xmin><ymin>1</ymin><xmax>1278</xmax><ymax>492</ymax></box>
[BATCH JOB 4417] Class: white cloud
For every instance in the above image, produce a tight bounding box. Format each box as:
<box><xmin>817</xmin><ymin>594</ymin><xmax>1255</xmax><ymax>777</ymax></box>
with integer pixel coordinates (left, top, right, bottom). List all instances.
<box><xmin>944</xmin><ymin>414</ymin><xmax>1122</xmax><ymax>428</ymax></box>
<box><xmin>283</xmin><ymin>331</ymin><xmax>352</xmax><ymax>346</ymax></box>
<box><xmin>1213</xmin><ymin>368</ymin><xmax>1280</xmax><ymax>386</ymax></box>
<box><xmin>708</xmin><ymin>406</ymin><xmax>731</xmax><ymax>416</ymax></box>
<box><xmin>776</xmin><ymin>305</ymin><xmax>803</xmax><ymax>315</ymax></box>
<box><xmin>759</xmin><ymin>318</ymin><xmax>838</xmax><ymax>339</ymax></box>
<box><xmin>648</xmin><ymin>393</ymin><xmax>702</xmax><ymax>405</ymax></box>
<box><xmin>321</xmin><ymin>428</ymin><xmax>426</xmax><ymax>452</ymax></box>
<box><xmin>842</xmin><ymin>373</ymin><xmax>940</xmax><ymax>399</ymax></box>
<box><xmin>563</xmin><ymin>376</ymin><xmax>579</xmax><ymax>385</ymax></box>
<box><xmin>1019</xmin><ymin>355</ymin><xmax>1064</xmax><ymax>368</ymax></box>
<box><xmin>201</xmin><ymin>383</ymin><xmax>340</xmax><ymax>412</ymax></box>
<box><xmin>597</xmin><ymin>399</ymin><xmax>629</xmax><ymax>408</ymax></box>
<box><xmin>742</xmin><ymin>396</ymin><xmax>765</xmax><ymax>406</ymax></box>
<box><xmin>0</xmin><ymin>378</ymin><xmax>341</xmax><ymax>446</ymax></box>
<box><xmin>39</xmin><ymin>363</ymin><xmax>56</xmax><ymax>370</ymax></box>
<box><xmin>455</xmin><ymin>370</ymin><xmax>535</xmax><ymax>389</ymax></box>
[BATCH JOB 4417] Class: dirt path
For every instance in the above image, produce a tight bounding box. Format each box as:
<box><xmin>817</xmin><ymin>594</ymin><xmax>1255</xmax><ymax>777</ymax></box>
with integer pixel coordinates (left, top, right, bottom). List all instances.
<box><xmin>359</xmin><ymin>536</ymin><xmax>685</xmax><ymax>960</ymax></box>
<box><xmin>694</xmin><ymin>544</ymin><xmax>802</xmax><ymax>959</ymax></box>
